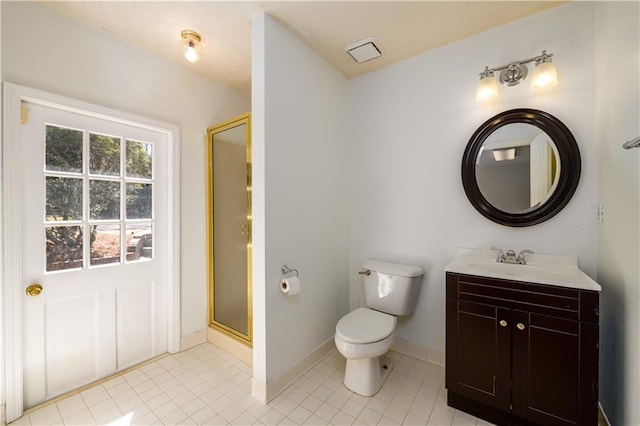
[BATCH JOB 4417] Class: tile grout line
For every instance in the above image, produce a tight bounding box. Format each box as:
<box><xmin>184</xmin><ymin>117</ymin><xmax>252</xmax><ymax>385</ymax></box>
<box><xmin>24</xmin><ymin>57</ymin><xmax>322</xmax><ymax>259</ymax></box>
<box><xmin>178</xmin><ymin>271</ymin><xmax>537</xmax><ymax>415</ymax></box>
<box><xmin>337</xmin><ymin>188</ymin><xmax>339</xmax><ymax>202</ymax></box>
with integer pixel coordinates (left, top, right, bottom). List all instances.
<box><xmin>21</xmin><ymin>352</ymin><xmax>171</xmax><ymax>419</ymax></box>
<box><xmin>17</xmin><ymin>344</ymin><xmax>468</xmax><ymax>426</ymax></box>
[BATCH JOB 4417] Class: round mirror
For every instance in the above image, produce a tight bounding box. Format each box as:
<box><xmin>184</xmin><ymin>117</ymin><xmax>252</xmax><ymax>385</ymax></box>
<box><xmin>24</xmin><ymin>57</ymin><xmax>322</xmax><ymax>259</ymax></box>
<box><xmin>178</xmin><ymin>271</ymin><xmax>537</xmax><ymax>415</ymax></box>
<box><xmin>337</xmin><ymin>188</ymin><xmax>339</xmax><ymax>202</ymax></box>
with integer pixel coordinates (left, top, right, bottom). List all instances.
<box><xmin>462</xmin><ymin>109</ymin><xmax>580</xmax><ymax>227</ymax></box>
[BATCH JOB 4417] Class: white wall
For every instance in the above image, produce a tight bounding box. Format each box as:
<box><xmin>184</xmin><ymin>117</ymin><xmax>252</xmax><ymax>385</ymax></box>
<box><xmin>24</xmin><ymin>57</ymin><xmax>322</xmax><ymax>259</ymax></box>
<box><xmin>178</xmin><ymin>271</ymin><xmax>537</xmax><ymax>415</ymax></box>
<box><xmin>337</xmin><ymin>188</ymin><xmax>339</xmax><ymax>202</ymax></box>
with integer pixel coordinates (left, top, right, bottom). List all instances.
<box><xmin>595</xmin><ymin>2</ymin><xmax>640</xmax><ymax>425</ymax></box>
<box><xmin>252</xmin><ymin>13</ymin><xmax>350</xmax><ymax>383</ymax></box>
<box><xmin>0</xmin><ymin>1</ymin><xmax>4</xmax><ymax>420</ymax></box>
<box><xmin>0</xmin><ymin>2</ymin><xmax>250</xmax><ymax>339</ymax></box>
<box><xmin>348</xmin><ymin>2</ymin><xmax>598</xmax><ymax>357</ymax></box>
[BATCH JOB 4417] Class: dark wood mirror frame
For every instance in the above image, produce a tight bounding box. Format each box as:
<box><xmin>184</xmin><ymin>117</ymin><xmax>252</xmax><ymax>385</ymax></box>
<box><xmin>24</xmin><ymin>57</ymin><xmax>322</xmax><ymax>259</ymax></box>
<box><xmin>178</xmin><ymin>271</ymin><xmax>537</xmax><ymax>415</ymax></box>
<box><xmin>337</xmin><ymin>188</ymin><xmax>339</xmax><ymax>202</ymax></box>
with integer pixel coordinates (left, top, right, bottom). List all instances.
<box><xmin>462</xmin><ymin>108</ymin><xmax>581</xmax><ymax>227</ymax></box>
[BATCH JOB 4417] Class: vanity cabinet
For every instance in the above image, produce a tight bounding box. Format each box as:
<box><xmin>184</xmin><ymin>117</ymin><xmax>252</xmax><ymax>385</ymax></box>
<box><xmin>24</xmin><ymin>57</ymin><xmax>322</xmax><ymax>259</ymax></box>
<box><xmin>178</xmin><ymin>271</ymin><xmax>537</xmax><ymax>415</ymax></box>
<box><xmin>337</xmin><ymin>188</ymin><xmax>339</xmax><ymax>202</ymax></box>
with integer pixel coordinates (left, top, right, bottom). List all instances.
<box><xmin>446</xmin><ymin>272</ymin><xmax>599</xmax><ymax>426</ymax></box>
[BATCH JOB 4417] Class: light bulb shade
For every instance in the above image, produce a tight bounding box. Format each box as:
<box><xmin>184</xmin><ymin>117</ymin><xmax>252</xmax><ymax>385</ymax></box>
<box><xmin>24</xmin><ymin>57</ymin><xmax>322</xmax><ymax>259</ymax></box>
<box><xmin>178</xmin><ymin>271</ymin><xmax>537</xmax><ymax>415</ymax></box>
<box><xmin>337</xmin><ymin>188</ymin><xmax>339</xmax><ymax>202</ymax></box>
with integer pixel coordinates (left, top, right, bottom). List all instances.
<box><xmin>181</xmin><ymin>30</ymin><xmax>202</xmax><ymax>64</ymax></box>
<box><xmin>184</xmin><ymin>42</ymin><xmax>201</xmax><ymax>63</ymax></box>
<box><xmin>476</xmin><ymin>75</ymin><xmax>499</xmax><ymax>102</ymax></box>
<box><xmin>530</xmin><ymin>61</ymin><xmax>557</xmax><ymax>89</ymax></box>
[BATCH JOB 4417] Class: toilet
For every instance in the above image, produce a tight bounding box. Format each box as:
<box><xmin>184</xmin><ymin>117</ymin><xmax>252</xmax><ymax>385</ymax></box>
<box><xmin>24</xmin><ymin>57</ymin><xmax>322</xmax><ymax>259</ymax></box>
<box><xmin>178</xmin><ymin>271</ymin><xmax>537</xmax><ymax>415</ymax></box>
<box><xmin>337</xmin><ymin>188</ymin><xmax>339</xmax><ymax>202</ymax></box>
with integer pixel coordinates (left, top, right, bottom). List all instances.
<box><xmin>335</xmin><ymin>259</ymin><xmax>424</xmax><ymax>396</ymax></box>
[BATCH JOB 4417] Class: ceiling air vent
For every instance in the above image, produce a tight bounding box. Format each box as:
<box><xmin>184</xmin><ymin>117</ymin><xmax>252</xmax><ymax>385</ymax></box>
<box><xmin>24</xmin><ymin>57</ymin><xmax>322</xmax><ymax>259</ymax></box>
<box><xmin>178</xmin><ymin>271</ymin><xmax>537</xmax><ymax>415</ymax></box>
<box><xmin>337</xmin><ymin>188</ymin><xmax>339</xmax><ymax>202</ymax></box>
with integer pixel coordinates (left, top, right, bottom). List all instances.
<box><xmin>345</xmin><ymin>37</ymin><xmax>383</xmax><ymax>64</ymax></box>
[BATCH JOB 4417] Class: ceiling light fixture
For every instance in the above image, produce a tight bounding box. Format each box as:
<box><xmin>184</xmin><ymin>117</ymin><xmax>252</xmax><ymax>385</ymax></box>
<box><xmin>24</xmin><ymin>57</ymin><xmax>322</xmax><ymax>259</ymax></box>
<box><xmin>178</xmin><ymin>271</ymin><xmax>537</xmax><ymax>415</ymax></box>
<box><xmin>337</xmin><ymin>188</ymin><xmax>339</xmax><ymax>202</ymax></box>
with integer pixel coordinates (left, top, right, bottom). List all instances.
<box><xmin>181</xmin><ymin>30</ymin><xmax>202</xmax><ymax>64</ymax></box>
<box><xmin>476</xmin><ymin>50</ymin><xmax>557</xmax><ymax>102</ymax></box>
<box><xmin>492</xmin><ymin>148</ymin><xmax>516</xmax><ymax>161</ymax></box>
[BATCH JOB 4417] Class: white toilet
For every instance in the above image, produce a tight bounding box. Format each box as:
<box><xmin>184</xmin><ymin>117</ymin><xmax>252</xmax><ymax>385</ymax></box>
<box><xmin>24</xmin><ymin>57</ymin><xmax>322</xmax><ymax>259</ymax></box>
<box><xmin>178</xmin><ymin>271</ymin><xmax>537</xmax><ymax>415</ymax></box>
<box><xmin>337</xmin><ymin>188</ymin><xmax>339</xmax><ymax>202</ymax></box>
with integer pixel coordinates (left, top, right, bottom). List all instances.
<box><xmin>334</xmin><ymin>259</ymin><xmax>424</xmax><ymax>396</ymax></box>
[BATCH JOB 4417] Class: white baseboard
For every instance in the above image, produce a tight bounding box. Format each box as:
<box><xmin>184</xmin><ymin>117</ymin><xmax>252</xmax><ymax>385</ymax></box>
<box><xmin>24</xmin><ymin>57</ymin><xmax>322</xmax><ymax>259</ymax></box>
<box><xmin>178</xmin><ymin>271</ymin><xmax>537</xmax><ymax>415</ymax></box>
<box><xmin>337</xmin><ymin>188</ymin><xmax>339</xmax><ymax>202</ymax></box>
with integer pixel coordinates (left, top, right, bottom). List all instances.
<box><xmin>251</xmin><ymin>377</ymin><xmax>268</xmax><ymax>404</ymax></box>
<box><xmin>598</xmin><ymin>402</ymin><xmax>611</xmax><ymax>426</ymax></box>
<box><xmin>251</xmin><ymin>337</ymin><xmax>335</xmax><ymax>404</ymax></box>
<box><xmin>391</xmin><ymin>336</ymin><xmax>445</xmax><ymax>367</ymax></box>
<box><xmin>1</xmin><ymin>404</ymin><xmax>6</xmax><ymax>426</ymax></box>
<box><xmin>180</xmin><ymin>329</ymin><xmax>207</xmax><ymax>351</ymax></box>
<box><xmin>207</xmin><ymin>326</ymin><xmax>252</xmax><ymax>366</ymax></box>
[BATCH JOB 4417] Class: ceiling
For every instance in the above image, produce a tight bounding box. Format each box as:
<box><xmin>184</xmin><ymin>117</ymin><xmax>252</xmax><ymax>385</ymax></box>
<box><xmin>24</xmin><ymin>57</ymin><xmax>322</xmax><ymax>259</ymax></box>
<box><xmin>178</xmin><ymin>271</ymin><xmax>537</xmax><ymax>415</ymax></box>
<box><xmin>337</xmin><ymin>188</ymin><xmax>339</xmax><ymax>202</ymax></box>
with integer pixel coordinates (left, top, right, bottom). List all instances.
<box><xmin>43</xmin><ymin>1</ymin><xmax>566</xmax><ymax>93</ymax></box>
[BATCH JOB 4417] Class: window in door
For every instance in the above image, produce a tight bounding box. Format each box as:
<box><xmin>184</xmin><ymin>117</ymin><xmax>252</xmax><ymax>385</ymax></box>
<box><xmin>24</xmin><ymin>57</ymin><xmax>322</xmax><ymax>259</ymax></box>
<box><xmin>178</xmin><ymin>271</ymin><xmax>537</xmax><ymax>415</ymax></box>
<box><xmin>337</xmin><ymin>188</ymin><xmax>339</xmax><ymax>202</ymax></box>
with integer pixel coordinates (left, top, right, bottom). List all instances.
<box><xmin>44</xmin><ymin>124</ymin><xmax>154</xmax><ymax>272</ymax></box>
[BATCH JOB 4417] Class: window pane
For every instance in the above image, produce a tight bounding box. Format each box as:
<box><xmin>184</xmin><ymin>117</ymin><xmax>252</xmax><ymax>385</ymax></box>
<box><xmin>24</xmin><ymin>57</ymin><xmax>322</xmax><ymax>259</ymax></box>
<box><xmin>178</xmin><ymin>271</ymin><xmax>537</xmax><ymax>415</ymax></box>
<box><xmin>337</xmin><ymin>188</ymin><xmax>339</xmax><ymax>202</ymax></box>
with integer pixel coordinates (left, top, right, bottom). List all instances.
<box><xmin>126</xmin><ymin>183</ymin><xmax>152</xmax><ymax>219</ymax></box>
<box><xmin>46</xmin><ymin>177</ymin><xmax>83</xmax><ymax>222</ymax></box>
<box><xmin>126</xmin><ymin>223</ymin><xmax>152</xmax><ymax>262</ymax></box>
<box><xmin>90</xmin><ymin>133</ymin><xmax>120</xmax><ymax>176</ymax></box>
<box><xmin>46</xmin><ymin>125</ymin><xmax>83</xmax><ymax>173</ymax></box>
<box><xmin>46</xmin><ymin>226</ymin><xmax>83</xmax><ymax>271</ymax></box>
<box><xmin>90</xmin><ymin>225</ymin><xmax>121</xmax><ymax>266</ymax></box>
<box><xmin>126</xmin><ymin>140</ymin><xmax>152</xmax><ymax>179</ymax></box>
<box><xmin>90</xmin><ymin>180</ymin><xmax>120</xmax><ymax>220</ymax></box>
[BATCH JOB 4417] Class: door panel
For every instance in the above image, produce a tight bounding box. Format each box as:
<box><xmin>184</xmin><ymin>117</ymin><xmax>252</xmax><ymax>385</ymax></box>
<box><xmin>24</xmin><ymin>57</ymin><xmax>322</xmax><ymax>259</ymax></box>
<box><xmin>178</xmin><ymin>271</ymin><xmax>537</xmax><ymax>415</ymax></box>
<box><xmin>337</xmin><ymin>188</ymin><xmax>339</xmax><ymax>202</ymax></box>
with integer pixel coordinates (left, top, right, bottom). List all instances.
<box><xmin>116</xmin><ymin>283</ymin><xmax>155</xmax><ymax>369</ymax></box>
<box><xmin>455</xmin><ymin>300</ymin><xmax>511</xmax><ymax>411</ymax></box>
<box><xmin>513</xmin><ymin>311</ymin><xmax>579</xmax><ymax>425</ymax></box>
<box><xmin>44</xmin><ymin>295</ymin><xmax>99</xmax><ymax>398</ymax></box>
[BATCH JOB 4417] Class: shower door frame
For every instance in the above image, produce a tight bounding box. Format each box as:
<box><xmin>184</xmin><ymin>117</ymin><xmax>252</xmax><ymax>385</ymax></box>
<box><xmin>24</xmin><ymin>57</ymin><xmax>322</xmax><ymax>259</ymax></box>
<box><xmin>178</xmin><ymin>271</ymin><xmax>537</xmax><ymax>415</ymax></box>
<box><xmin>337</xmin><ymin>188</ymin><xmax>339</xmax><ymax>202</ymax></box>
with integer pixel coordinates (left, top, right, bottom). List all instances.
<box><xmin>206</xmin><ymin>112</ymin><xmax>252</xmax><ymax>345</ymax></box>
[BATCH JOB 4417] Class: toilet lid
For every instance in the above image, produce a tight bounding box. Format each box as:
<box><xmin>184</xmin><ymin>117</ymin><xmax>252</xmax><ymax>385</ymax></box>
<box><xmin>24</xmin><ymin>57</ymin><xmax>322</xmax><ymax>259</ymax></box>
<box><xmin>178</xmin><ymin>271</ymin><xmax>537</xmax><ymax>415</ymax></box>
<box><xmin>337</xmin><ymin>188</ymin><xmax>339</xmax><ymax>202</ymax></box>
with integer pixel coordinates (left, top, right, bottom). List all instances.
<box><xmin>336</xmin><ymin>308</ymin><xmax>396</xmax><ymax>344</ymax></box>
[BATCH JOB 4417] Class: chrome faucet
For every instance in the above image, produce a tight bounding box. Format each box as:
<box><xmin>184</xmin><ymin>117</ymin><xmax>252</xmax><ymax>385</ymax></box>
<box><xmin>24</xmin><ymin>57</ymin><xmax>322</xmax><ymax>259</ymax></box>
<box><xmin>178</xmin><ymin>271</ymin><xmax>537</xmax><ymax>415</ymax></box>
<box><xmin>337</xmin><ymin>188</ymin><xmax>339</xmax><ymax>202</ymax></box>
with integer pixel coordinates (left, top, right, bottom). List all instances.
<box><xmin>504</xmin><ymin>249</ymin><xmax>518</xmax><ymax>264</ymax></box>
<box><xmin>491</xmin><ymin>247</ymin><xmax>534</xmax><ymax>264</ymax></box>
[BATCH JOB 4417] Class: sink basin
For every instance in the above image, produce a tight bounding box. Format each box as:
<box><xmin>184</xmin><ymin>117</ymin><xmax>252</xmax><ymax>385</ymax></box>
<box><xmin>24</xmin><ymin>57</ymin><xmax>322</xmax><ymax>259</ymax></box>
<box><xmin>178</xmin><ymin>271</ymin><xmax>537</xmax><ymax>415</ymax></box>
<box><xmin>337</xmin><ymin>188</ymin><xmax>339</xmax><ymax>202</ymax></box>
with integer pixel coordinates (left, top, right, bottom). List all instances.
<box><xmin>468</xmin><ymin>261</ymin><xmax>578</xmax><ymax>282</ymax></box>
<box><xmin>445</xmin><ymin>248</ymin><xmax>601</xmax><ymax>291</ymax></box>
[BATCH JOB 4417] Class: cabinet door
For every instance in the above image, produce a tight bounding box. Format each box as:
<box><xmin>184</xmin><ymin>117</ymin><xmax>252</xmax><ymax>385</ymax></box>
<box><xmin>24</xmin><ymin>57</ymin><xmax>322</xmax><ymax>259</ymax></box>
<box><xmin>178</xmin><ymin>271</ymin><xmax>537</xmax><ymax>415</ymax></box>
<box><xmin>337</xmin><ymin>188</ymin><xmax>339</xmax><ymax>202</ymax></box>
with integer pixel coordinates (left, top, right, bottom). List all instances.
<box><xmin>448</xmin><ymin>299</ymin><xmax>511</xmax><ymax>411</ymax></box>
<box><xmin>512</xmin><ymin>311</ymin><xmax>580</xmax><ymax>425</ymax></box>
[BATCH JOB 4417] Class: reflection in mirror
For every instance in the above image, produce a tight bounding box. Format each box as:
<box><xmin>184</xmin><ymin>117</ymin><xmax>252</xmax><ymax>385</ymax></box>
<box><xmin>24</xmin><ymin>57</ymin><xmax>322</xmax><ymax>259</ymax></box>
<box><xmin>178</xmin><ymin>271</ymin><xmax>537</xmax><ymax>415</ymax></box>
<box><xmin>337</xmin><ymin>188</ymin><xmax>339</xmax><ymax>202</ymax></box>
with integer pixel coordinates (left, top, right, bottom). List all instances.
<box><xmin>475</xmin><ymin>124</ymin><xmax>560</xmax><ymax>214</ymax></box>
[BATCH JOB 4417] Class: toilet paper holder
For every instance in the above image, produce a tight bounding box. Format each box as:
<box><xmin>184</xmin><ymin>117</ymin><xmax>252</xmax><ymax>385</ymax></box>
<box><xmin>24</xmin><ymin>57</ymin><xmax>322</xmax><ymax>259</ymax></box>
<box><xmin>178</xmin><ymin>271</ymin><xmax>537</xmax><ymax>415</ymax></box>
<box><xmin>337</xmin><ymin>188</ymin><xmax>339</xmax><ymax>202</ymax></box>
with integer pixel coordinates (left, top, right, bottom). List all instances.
<box><xmin>281</xmin><ymin>265</ymin><xmax>299</xmax><ymax>277</ymax></box>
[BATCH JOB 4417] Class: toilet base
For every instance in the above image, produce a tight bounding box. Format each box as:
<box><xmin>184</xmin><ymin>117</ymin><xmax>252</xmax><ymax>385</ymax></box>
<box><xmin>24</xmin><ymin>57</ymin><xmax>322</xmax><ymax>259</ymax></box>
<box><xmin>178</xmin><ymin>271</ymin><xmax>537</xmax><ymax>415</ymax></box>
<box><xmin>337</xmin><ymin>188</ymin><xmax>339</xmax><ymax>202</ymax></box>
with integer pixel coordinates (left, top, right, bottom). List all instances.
<box><xmin>344</xmin><ymin>355</ymin><xmax>392</xmax><ymax>397</ymax></box>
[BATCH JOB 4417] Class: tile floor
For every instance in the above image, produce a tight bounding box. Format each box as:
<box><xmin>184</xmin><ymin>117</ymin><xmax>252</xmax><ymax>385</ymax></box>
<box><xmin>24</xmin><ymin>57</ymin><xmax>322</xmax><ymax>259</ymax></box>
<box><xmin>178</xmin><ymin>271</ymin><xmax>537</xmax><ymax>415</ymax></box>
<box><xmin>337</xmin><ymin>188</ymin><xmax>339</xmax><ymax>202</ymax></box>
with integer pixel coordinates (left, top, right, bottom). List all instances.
<box><xmin>13</xmin><ymin>343</ymin><xmax>492</xmax><ymax>426</ymax></box>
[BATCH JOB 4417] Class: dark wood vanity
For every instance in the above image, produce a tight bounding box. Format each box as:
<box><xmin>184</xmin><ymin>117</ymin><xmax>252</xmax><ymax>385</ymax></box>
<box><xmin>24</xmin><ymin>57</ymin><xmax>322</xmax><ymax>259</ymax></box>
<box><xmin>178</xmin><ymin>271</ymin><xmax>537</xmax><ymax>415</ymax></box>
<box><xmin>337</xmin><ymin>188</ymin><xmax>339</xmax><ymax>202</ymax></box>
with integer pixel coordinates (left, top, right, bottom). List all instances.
<box><xmin>455</xmin><ymin>108</ymin><xmax>593</xmax><ymax>424</ymax></box>
<box><xmin>446</xmin><ymin>272</ymin><xmax>599</xmax><ymax>426</ymax></box>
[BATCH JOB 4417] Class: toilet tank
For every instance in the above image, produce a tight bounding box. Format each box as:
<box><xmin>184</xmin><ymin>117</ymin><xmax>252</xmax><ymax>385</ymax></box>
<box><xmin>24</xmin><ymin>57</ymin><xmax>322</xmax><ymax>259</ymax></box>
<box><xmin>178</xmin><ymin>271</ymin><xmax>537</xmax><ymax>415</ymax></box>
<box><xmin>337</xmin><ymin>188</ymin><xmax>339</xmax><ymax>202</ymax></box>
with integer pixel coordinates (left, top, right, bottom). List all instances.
<box><xmin>362</xmin><ymin>259</ymin><xmax>424</xmax><ymax>316</ymax></box>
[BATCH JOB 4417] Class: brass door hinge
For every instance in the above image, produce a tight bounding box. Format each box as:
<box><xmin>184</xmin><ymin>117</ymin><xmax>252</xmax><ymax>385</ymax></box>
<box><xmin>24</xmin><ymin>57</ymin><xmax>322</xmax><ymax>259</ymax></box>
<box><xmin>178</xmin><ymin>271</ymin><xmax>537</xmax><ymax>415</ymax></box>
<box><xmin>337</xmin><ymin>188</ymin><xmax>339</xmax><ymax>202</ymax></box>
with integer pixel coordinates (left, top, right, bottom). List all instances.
<box><xmin>20</xmin><ymin>101</ymin><xmax>28</xmax><ymax>124</ymax></box>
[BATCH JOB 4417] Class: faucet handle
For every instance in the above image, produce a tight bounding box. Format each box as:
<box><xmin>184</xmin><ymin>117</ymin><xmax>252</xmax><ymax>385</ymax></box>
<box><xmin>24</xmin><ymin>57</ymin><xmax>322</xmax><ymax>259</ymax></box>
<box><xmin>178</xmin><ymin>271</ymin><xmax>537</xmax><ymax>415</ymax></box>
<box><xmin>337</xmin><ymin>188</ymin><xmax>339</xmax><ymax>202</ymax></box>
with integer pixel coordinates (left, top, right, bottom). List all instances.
<box><xmin>517</xmin><ymin>249</ymin><xmax>534</xmax><ymax>264</ymax></box>
<box><xmin>491</xmin><ymin>246</ymin><xmax>505</xmax><ymax>263</ymax></box>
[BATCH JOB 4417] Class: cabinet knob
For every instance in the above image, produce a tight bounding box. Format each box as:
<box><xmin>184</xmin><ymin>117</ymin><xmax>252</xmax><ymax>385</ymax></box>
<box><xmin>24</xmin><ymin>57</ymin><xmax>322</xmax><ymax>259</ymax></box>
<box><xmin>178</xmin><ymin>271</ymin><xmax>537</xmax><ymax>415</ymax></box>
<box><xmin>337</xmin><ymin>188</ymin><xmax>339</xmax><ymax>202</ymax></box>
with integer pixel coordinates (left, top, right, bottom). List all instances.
<box><xmin>517</xmin><ymin>322</ymin><xmax>526</xmax><ymax>331</ymax></box>
<box><xmin>499</xmin><ymin>320</ymin><xmax>508</xmax><ymax>327</ymax></box>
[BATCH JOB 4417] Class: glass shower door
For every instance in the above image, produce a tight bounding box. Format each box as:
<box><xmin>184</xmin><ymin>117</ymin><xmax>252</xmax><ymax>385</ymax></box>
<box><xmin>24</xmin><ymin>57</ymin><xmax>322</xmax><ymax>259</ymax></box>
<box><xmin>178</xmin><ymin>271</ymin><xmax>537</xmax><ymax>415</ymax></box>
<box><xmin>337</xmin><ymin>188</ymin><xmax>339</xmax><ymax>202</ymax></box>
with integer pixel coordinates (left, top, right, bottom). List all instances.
<box><xmin>207</xmin><ymin>113</ymin><xmax>252</xmax><ymax>344</ymax></box>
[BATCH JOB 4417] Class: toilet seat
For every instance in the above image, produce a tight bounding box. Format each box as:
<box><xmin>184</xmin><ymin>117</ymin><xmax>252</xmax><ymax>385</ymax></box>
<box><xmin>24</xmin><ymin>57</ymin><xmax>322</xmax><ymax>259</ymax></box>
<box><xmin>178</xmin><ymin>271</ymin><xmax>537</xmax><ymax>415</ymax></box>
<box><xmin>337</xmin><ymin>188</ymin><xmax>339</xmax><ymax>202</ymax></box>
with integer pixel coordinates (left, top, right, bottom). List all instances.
<box><xmin>336</xmin><ymin>308</ymin><xmax>396</xmax><ymax>344</ymax></box>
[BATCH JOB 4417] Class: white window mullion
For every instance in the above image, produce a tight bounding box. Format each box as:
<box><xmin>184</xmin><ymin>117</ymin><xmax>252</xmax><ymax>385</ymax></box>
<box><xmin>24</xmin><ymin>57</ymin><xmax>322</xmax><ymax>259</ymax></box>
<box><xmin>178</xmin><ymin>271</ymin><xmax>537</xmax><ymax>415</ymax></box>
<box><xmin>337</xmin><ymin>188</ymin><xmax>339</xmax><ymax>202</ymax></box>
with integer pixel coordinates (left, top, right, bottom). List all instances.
<box><xmin>83</xmin><ymin>129</ymin><xmax>90</xmax><ymax>269</ymax></box>
<box><xmin>120</xmin><ymin>136</ymin><xmax>126</xmax><ymax>264</ymax></box>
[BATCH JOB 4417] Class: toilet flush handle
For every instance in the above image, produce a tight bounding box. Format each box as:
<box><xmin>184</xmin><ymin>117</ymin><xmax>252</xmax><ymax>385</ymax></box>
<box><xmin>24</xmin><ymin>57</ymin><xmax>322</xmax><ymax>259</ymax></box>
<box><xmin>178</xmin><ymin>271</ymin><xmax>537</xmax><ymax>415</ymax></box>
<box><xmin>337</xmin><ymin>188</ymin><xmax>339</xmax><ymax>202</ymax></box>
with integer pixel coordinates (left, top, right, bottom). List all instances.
<box><xmin>358</xmin><ymin>269</ymin><xmax>371</xmax><ymax>276</ymax></box>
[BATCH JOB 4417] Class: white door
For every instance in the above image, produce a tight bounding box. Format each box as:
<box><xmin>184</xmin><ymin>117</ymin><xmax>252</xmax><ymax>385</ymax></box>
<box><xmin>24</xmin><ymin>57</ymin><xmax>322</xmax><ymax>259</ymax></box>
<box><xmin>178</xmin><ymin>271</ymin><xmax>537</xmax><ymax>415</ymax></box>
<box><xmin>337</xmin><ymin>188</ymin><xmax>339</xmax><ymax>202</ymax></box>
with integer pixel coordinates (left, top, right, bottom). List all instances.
<box><xmin>20</xmin><ymin>102</ymin><xmax>169</xmax><ymax>408</ymax></box>
<box><xmin>530</xmin><ymin>132</ymin><xmax>554</xmax><ymax>208</ymax></box>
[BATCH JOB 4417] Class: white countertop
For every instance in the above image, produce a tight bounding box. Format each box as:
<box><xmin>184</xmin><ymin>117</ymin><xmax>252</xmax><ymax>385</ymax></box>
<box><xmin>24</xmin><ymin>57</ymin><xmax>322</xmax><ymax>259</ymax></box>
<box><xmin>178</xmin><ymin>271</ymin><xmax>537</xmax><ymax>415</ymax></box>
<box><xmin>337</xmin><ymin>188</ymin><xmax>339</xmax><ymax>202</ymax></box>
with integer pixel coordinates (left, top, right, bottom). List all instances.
<box><xmin>445</xmin><ymin>248</ymin><xmax>601</xmax><ymax>292</ymax></box>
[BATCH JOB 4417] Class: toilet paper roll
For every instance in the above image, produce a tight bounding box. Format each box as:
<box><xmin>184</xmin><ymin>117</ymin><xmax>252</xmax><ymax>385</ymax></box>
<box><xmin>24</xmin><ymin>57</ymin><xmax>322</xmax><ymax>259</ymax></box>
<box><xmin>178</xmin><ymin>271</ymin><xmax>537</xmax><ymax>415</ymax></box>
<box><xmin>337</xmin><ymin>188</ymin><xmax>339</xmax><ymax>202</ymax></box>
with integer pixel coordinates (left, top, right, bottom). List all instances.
<box><xmin>280</xmin><ymin>277</ymin><xmax>300</xmax><ymax>296</ymax></box>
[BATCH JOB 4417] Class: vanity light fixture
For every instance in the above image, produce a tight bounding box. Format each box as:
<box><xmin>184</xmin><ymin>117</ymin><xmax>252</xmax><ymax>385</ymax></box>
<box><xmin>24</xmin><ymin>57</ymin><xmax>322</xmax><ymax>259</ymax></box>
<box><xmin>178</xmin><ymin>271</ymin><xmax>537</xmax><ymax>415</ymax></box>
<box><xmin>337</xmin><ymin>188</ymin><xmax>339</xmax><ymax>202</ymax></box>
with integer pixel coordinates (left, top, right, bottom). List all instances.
<box><xmin>181</xmin><ymin>30</ymin><xmax>202</xmax><ymax>63</ymax></box>
<box><xmin>476</xmin><ymin>50</ymin><xmax>558</xmax><ymax>102</ymax></box>
<box><xmin>476</xmin><ymin>67</ymin><xmax>499</xmax><ymax>102</ymax></box>
<box><xmin>530</xmin><ymin>51</ymin><xmax>558</xmax><ymax>89</ymax></box>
